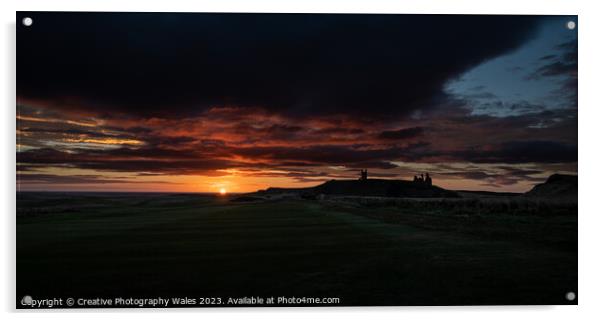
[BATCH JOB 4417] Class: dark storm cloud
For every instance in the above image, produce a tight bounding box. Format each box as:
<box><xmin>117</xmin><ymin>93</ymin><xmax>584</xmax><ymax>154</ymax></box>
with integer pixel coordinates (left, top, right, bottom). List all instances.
<box><xmin>497</xmin><ymin>167</ymin><xmax>544</xmax><ymax>177</ymax></box>
<box><xmin>455</xmin><ymin>140</ymin><xmax>577</xmax><ymax>164</ymax></box>
<box><xmin>529</xmin><ymin>39</ymin><xmax>577</xmax><ymax>107</ymax></box>
<box><xmin>539</xmin><ymin>54</ymin><xmax>557</xmax><ymax>61</ymax></box>
<box><xmin>16</xmin><ymin>97</ymin><xmax>578</xmax><ymax>176</ymax></box>
<box><xmin>533</xmin><ymin>59</ymin><xmax>576</xmax><ymax>79</ymax></box>
<box><xmin>232</xmin><ymin>143</ymin><xmax>429</xmax><ymax>166</ymax></box>
<box><xmin>16</xmin><ymin>147</ymin><xmax>242</xmax><ymax>175</ymax></box>
<box><xmin>436</xmin><ymin>166</ymin><xmax>546</xmax><ymax>187</ymax></box>
<box><xmin>378</xmin><ymin>127</ymin><xmax>424</xmax><ymax>140</ymax></box>
<box><xmin>314</xmin><ymin>127</ymin><xmax>365</xmax><ymax>135</ymax></box>
<box><xmin>444</xmin><ymin>171</ymin><xmax>496</xmax><ymax>180</ymax></box>
<box><xmin>263</xmin><ymin>124</ymin><xmax>305</xmax><ymax>140</ymax></box>
<box><xmin>17</xmin><ymin>173</ymin><xmax>176</xmax><ymax>185</ymax></box>
<box><xmin>442</xmin><ymin>170</ymin><xmax>540</xmax><ymax>183</ymax></box>
<box><xmin>17</xmin><ymin>12</ymin><xmax>541</xmax><ymax>118</ymax></box>
<box><xmin>350</xmin><ymin>161</ymin><xmax>398</xmax><ymax>170</ymax></box>
<box><xmin>532</xmin><ymin>40</ymin><xmax>577</xmax><ymax>78</ymax></box>
<box><xmin>16</xmin><ymin>143</ymin><xmax>422</xmax><ymax>174</ymax></box>
<box><xmin>145</xmin><ymin>135</ymin><xmax>197</xmax><ymax>147</ymax></box>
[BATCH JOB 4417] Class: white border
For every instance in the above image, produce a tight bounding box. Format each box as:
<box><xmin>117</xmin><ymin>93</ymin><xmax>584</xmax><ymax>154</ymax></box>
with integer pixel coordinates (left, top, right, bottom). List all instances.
<box><xmin>3</xmin><ymin>0</ymin><xmax>602</xmax><ymax>320</ymax></box>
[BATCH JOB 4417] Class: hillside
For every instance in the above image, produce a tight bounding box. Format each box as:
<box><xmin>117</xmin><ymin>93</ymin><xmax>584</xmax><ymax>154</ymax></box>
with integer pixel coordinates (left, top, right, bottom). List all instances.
<box><xmin>525</xmin><ymin>174</ymin><xmax>577</xmax><ymax>199</ymax></box>
<box><xmin>253</xmin><ymin>179</ymin><xmax>459</xmax><ymax>198</ymax></box>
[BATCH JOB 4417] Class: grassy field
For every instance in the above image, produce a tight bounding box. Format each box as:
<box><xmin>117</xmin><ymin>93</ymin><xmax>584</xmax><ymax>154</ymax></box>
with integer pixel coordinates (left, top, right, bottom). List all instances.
<box><xmin>16</xmin><ymin>192</ymin><xmax>577</xmax><ymax>307</ymax></box>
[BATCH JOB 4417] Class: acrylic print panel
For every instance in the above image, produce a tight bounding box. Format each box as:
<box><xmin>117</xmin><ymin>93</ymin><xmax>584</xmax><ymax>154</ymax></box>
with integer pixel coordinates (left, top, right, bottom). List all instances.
<box><xmin>16</xmin><ymin>12</ymin><xmax>577</xmax><ymax>308</ymax></box>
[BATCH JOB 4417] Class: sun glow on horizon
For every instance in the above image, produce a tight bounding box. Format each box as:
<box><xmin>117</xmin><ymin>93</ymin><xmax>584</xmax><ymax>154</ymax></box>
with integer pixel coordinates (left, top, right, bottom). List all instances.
<box><xmin>219</xmin><ymin>187</ymin><xmax>227</xmax><ymax>195</ymax></box>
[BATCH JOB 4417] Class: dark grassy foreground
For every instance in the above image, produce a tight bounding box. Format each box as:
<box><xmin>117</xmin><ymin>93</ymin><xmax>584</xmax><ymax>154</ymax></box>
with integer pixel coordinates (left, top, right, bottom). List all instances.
<box><xmin>17</xmin><ymin>192</ymin><xmax>577</xmax><ymax>307</ymax></box>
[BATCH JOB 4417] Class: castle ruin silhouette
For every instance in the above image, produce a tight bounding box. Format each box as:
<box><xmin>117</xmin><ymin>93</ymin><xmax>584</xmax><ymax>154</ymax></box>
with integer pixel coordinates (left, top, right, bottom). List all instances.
<box><xmin>358</xmin><ymin>169</ymin><xmax>433</xmax><ymax>186</ymax></box>
<box><xmin>359</xmin><ymin>169</ymin><xmax>368</xmax><ymax>181</ymax></box>
<box><xmin>413</xmin><ymin>173</ymin><xmax>432</xmax><ymax>186</ymax></box>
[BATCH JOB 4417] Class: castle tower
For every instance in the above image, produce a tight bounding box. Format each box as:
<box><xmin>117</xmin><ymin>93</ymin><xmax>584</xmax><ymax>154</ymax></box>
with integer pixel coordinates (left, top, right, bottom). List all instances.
<box><xmin>425</xmin><ymin>173</ymin><xmax>432</xmax><ymax>186</ymax></box>
<box><xmin>360</xmin><ymin>169</ymin><xmax>368</xmax><ymax>180</ymax></box>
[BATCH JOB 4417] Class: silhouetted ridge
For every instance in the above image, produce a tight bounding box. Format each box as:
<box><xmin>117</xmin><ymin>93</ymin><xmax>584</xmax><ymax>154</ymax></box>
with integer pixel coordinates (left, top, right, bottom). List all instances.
<box><xmin>313</xmin><ymin>179</ymin><xmax>457</xmax><ymax>198</ymax></box>
<box><xmin>525</xmin><ymin>174</ymin><xmax>577</xmax><ymax>198</ymax></box>
<box><xmin>257</xmin><ymin>178</ymin><xmax>458</xmax><ymax>198</ymax></box>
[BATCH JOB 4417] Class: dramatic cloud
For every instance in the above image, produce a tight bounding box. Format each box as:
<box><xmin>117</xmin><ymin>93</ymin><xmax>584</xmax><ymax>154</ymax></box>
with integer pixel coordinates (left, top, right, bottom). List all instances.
<box><xmin>532</xmin><ymin>39</ymin><xmax>578</xmax><ymax>107</ymax></box>
<box><xmin>532</xmin><ymin>40</ymin><xmax>577</xmax><ymax>79</ymax></box>
<box><xmin>18</xmin><ymin>13</ymin><xmax>540</xmax><ymax>118</ymax></box>
<box><xmin>378</xmin><ymin>127</ymin><xmax>424</xmax><ymax>140</ymax></box>
<box><xmin>17</xmin><ymin>173</ymin><xmax>176</xmax><ymax>185</ymax></box>
<box><xmin>15</xmin><ymin>13</ymin><xmax>578</xmax><ymax>192</ymax></box>
<box><xmin>456</xmin><ymin>140</ymin><xmax>577</xmax><ymax>164</ymax></box>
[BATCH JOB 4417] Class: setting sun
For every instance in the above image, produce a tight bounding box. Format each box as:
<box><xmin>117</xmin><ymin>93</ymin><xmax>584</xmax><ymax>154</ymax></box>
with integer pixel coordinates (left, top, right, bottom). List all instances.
<box><xmin>219</xmin><ymin>188</ymin><xmax>227</xmax><ymax>195</ymax></box>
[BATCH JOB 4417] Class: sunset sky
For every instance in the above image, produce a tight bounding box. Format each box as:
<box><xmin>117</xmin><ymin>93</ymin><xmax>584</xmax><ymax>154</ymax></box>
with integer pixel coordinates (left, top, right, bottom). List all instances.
<box><xmin>16</xmin><ymin>13</ymin><xmax>577</xmax><ymax>193</ymax></box>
